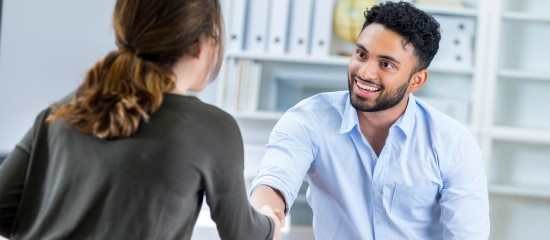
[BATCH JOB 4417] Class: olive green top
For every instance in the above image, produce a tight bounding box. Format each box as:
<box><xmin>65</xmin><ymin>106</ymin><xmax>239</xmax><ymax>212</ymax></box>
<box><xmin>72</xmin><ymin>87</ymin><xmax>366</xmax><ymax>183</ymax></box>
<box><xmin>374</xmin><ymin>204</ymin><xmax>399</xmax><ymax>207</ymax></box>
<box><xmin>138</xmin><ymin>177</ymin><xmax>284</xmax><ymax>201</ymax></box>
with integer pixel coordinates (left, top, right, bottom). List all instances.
<box><xmin>0</xmin><ymin>94</ymin><xmax>274</xmax><ymax>240</ymax></box>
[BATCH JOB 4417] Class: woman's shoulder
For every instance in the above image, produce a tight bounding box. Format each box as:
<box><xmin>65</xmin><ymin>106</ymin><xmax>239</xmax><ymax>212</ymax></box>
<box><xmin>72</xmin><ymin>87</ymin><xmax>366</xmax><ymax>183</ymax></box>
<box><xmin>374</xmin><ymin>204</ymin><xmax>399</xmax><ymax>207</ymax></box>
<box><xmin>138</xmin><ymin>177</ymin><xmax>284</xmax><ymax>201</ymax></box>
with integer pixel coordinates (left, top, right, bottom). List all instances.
<box><xmin>161</xmin><ymin>94</ymin><xmax>238</xmax><ymax>129</ymax></box>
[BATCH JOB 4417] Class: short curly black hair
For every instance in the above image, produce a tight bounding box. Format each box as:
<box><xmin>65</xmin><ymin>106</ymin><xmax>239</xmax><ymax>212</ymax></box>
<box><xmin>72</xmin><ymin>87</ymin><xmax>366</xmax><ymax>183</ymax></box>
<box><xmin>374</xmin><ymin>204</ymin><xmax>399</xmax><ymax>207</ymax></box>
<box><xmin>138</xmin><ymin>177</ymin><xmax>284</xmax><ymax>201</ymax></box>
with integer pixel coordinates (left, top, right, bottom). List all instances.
<box><xmin>362</xmin><ymin>1</ymin><xmax>441</xmax><ymax>72</ymax></box>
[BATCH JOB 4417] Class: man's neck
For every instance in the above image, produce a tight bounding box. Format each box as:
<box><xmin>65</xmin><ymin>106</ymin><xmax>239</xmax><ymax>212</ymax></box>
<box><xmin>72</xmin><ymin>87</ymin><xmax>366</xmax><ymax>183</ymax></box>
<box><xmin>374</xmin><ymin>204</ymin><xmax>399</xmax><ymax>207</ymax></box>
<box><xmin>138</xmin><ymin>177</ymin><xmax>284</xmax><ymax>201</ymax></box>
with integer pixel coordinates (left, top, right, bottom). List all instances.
<box><xmin>357</xmin><ymin>97</ymin><xmax>409</xmax><ymax>156</ymax></box>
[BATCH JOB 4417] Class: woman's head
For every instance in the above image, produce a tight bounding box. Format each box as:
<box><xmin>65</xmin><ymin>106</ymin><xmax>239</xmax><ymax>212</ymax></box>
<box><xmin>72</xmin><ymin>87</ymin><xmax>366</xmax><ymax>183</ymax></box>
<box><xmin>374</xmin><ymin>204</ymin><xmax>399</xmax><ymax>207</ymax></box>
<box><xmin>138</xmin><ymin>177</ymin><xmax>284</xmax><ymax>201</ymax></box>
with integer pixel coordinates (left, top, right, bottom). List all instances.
<box><xmin>114</xmin><ymin>0</ymin><xmax>224</xmax><ymax>79</ymax></box>
<box><xmin>47</xmin><ymin>0</ymin><xmax>224</xmax><ymax>139</ymax></box>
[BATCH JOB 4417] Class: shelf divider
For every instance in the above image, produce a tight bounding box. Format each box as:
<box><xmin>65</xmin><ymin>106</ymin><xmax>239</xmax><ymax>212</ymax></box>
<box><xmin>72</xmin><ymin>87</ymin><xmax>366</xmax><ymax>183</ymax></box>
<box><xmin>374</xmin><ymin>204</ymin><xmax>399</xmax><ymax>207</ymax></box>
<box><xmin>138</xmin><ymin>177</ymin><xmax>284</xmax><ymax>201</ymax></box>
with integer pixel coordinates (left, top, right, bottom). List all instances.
<box><xmin>499</xmin><ymin>69</ymin><xmax>550</xmax><ymax>82</ymax></box>
<box><xmin>490</xmin><ymin>184</ymin><xmax>550</xmax><ymax>199</ymax></box>
<box><xmin>502</xmin><ymin>11</ymin><xmax>550</xmax><ymax>22</ymax></box>
<box><xmin>490</xmin><ymin>126</ymin><xmax>550</xmax><ymax>144</ymax></box>
<box><xmin>417</xmin><ymin>5</ymin><xmax>478</xmax><ymax>17</ymax></box>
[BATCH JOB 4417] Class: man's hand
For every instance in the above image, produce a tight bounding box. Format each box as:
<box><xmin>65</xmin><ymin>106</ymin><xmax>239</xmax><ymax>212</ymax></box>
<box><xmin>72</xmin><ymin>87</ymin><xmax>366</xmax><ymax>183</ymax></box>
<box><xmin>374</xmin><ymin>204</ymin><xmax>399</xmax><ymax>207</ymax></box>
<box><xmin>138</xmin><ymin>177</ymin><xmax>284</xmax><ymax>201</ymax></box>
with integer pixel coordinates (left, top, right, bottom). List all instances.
<box><xmin>260</xmin><ymin>205</ymin><xmax>282</xmax><ymax>240</ymax></box>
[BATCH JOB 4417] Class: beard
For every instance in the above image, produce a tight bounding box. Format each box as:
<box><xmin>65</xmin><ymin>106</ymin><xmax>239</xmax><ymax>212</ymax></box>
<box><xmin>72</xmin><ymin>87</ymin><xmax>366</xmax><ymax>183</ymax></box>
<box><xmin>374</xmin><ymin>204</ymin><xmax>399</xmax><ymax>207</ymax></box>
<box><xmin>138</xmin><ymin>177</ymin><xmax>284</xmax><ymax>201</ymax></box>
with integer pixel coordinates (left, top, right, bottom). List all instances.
<box><xmin>348</xmin><ymin>74</ymin><xmax>409</xmax><ymax>112</ymax></box>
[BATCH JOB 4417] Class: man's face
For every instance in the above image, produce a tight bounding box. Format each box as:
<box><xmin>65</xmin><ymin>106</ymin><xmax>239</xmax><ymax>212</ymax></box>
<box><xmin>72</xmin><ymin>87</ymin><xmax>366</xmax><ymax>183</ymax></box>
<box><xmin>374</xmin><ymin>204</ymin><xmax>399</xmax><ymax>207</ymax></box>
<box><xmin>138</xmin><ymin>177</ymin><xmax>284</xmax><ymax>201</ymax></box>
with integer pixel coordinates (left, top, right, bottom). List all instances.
<box><xmin>348</xmin><ymin>23</ymin><xmax>418</xmax><ymax>112</ymax></box>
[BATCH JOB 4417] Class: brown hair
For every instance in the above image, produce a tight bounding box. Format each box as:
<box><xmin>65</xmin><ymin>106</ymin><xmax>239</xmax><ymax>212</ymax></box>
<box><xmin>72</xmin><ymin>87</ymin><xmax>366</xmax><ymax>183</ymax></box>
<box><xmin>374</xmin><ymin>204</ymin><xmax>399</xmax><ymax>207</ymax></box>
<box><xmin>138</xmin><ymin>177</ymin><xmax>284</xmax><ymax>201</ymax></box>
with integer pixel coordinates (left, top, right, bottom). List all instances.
<box><xmin>47</xmin><ymin>0</ymin><xmax>224</xmax><ymax>139</ymax></box>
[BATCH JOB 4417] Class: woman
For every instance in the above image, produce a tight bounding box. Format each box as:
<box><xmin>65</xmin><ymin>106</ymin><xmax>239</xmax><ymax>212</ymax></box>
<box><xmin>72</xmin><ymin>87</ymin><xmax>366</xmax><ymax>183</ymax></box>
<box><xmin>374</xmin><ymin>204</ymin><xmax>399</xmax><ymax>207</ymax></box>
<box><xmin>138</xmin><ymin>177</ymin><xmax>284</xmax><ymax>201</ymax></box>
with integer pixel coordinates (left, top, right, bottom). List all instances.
<box><xmin>0</xmin><ymin>0</ymin><xmax>280</xmax><ymax>239</ymax></box>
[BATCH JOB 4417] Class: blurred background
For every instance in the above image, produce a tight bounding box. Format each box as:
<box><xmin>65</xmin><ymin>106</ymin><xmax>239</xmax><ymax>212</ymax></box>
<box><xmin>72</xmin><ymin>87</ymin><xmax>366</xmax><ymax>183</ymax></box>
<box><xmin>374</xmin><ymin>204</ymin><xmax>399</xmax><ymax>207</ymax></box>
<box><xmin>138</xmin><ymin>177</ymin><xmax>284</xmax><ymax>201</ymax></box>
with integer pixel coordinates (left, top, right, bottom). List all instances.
<box><xmin>1</xmin><ymin>0</ymin><xmax>550</xmax><ymax>239</ymax></box>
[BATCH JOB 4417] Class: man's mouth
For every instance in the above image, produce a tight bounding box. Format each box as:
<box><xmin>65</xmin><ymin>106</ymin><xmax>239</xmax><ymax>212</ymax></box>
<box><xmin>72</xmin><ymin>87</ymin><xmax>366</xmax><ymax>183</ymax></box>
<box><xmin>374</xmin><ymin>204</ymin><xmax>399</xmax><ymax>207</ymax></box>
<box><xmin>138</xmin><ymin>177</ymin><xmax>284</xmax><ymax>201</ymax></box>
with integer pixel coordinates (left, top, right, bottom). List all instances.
<box><xmin>356</xmin><ymin>79</ymin><xmax>381</xmax><ymax>92</ymax></box>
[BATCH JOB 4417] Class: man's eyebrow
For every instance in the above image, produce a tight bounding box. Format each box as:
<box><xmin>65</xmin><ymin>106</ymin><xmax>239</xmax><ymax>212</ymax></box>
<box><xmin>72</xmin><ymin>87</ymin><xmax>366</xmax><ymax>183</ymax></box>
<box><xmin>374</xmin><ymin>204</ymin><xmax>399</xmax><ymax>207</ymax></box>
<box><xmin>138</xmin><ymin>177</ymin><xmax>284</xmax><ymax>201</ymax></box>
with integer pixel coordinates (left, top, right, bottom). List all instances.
<box><xmin>356</xmin><ymin>43</ymin><xmax>367</xmax><ymax>52</ymax></box>
<box><xmin>355</xmin><ymin>43</ymin><xmax>401</xmax><ymax>65</ymax></box>
<box><xmin>379</xmin><ymin>55</ymin><xmax>401</xmax><ymax>65</ymax></box>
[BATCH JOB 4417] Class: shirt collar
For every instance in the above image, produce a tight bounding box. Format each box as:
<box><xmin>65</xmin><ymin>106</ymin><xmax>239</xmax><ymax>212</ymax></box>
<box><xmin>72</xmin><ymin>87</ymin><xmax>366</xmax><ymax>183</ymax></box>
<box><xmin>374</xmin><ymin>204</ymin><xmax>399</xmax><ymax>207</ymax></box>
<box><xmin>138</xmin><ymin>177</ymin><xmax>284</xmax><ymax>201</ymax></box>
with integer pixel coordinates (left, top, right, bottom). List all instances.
<box><xmin>340</xmin><ymin>93</ymin><xmax>358</xmax><ymax>134</ymax></box>
<box><xmin>339</xmin><ymin>93</ymin><xmax>417</xmax><ymax>138</ymax></box>
<box><xmin>394</xmin><ymin>93</ymin><xmax>417</xmax><ymax>138</ymax></box>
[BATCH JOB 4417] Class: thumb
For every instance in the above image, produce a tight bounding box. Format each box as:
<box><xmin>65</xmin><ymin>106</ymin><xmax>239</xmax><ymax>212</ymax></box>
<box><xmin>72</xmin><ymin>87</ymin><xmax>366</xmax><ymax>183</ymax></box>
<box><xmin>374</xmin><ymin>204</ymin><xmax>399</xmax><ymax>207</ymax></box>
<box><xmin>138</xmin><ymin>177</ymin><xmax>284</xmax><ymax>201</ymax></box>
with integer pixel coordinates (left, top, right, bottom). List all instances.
<box><xmin>260</xmin><ymin>205</ymin><xmax>279</xmax><ymax>226</ymax></box>
<box><xmin>272</xmin><ymin>208</ymin><xmax>286</xmax><ymax>227</ymax></box>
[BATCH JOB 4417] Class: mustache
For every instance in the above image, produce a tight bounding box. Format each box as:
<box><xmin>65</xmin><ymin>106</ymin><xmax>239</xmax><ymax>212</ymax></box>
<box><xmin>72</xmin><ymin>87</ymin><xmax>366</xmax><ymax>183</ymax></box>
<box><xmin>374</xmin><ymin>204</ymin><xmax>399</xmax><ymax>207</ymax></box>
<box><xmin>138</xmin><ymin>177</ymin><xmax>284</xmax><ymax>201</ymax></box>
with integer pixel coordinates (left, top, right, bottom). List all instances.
<box><xmin>350</xmin><ymin>74</ymin><xmax>383</xmax><ymax>89</ymax></box>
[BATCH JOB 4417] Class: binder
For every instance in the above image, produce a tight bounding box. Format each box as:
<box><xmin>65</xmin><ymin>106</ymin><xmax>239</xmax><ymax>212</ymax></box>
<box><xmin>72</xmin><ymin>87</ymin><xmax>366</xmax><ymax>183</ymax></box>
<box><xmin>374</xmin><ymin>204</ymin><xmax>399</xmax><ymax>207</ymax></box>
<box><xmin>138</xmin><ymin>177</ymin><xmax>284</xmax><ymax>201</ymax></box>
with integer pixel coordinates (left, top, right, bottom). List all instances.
<box><xmin>223</xmin><ymin>58</ymin><xmax>239</xmax><ymax>110</ymax></box>
<box><xmin>311</xmin><ymin>0</ymin><xmax>336</xmax><ymax>57</ymax></box>
<box><xmin>247</xmin><ymin>61</ymin><xmax>262</xmax><ymax>111</ymax></box>
<box><xmin>267</xmin><ymin>0</ymin><xmax>290</xmax><ymax>55</ymax></box>
<box><xmin>227</xmin><ymin>0</ymin><xmax>247</xmax><ymax>53</ymax></box>
<box><xmin>245</xmin><ymin>0</ymin><xmax>271</xmax><ymax>54</ymax></box>
<box><xmin>288</xmin><ymin>0</ymin><xmax>314</xmax><ymax>56</ymax></box>
<box><xmin>237</xmin><ymin>59</ymin><xmax>250</xmax><ymax>111</ymax></box>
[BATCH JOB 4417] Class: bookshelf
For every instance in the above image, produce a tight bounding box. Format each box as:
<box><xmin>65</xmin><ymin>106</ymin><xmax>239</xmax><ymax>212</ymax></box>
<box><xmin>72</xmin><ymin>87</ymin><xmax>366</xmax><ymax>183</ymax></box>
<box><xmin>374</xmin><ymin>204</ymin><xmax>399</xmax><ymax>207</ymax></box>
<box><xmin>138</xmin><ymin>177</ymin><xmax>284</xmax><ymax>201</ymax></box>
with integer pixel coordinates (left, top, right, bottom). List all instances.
<box><xmin>217</xmin><ymin>0</ymin><xmax>550</xmax><ymax>238</ymax></box>
<box><xmin>219</xmin><ymin>0</ymin><xmax>485</xmax><ymax>139</ymax></box>
<box><xmin>482</xmin><ymin>0</ymin><xmax>550</xmax><ymax>238</ymax></box>
<box><xmin>219</xmin><ymin>0</ymin><xmax>486</xmax><ymax>229</ymax></box>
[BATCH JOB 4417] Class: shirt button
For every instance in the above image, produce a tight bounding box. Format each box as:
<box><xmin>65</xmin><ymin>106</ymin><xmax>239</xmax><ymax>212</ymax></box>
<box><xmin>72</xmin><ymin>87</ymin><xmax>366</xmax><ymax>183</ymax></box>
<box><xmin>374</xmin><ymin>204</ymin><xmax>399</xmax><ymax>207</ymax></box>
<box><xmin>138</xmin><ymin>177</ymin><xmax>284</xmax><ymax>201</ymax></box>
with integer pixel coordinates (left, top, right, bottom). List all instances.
<box><xmin>376</xmin><ymin>219</ymin><xmax>383</xmax><ymax>225</ymax></box>
<box><xmin>373</xmin><ymin>189</ymin><xmax>381</xmax><ymax>196</ymax></box>
<box><xmin>371</xmin><ymin>155</ymin><xmax>377</xmax><ymax>160</ymax></box>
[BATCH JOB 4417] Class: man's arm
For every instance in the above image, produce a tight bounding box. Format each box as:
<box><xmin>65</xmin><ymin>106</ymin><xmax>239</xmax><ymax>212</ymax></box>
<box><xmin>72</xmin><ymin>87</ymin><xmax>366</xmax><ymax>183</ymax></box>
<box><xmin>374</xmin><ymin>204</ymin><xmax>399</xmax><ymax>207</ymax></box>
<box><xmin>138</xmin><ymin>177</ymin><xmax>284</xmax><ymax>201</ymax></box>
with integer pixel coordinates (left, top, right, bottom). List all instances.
<box><xmin>249</xmin><ymin>108</ymin><xmax>317</xmax><ymax>226</ymax></box>
<box><xmin>439</xmin><ymin>131</ymin><xmax>490</xmax><ymax>239</ymax></box>
<box><xmin>250</xmin><ymin>185</ymin><xmax>287</xmax><ymax>225</ymax></box>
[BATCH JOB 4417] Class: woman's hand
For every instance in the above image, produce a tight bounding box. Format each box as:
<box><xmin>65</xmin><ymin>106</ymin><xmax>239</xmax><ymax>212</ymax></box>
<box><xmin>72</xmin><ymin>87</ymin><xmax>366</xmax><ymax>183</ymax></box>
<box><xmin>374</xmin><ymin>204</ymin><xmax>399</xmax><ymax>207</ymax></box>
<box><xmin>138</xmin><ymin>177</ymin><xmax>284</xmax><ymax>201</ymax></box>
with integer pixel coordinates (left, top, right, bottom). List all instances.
<box><xmin>260</xmin><ymin>205</ymin><xmax>282</xmax><ymax>240</ymax></box>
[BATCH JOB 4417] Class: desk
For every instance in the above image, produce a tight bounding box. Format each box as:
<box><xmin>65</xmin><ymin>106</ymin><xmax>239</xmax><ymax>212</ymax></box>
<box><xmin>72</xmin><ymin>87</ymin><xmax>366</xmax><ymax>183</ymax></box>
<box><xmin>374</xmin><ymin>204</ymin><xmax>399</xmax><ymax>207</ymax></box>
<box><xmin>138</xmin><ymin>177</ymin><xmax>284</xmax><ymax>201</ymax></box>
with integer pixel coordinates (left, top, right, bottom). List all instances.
<box><xmin>192</xmin><ymin>225</ymin><xmax>314</xmax><ymax>240</ymax></box>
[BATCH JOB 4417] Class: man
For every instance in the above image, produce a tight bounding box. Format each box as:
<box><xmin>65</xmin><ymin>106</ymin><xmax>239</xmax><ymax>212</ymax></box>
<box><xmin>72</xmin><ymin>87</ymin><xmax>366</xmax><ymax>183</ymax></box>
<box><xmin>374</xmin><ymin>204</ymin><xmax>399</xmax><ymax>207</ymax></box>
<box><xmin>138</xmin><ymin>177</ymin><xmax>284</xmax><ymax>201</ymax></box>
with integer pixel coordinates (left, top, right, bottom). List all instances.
<box><xmin>249</xmin><ymin>1</ymin><xmax>489</xmax><ymax>239</ymax></box>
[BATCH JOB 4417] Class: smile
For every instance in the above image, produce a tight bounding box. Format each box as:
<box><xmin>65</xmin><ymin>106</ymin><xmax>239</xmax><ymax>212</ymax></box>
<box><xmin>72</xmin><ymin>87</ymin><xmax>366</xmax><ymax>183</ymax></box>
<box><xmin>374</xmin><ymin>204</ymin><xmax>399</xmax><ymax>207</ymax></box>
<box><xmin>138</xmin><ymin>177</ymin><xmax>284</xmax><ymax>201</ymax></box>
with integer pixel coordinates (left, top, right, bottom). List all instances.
<box><xmin>356</xmin><ymin>80</ymin><xmax>381</xmax><ymax>92</ymax></box>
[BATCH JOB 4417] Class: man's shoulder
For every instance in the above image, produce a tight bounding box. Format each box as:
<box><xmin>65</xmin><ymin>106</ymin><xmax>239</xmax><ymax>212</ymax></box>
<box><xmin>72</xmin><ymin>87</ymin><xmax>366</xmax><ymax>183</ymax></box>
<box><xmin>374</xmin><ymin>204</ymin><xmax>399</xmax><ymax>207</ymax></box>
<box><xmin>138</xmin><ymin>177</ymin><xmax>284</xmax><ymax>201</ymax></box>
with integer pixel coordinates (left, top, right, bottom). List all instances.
<box><xmin>275</xmin><ymin>91</ymin><xmax>348</xmax><ymax>132</ymax></box>
<box><xmin>414</xmin><ymin>97</ymin><xmax>472</xmax><ymax>139</ymax></box>
<box><xmin>291</xmin><ymin>90</ymin><xmax>348</xmax><ymax>112</ymax></box>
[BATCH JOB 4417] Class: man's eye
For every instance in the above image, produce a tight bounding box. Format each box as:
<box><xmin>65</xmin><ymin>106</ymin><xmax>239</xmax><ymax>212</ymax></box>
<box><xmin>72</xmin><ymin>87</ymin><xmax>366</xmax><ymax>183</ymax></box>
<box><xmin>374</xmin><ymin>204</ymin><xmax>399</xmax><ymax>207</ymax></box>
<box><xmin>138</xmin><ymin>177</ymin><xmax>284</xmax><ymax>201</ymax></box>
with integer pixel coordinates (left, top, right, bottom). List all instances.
<box><xmin>381</xmin><ymin>62</ymin><xmax>394</xmax><ymax>69</ymax></box>
<box><xmin>357</xmin><ymin>51</ymin><xmax>366</xmax><ymax>58</ymax></box>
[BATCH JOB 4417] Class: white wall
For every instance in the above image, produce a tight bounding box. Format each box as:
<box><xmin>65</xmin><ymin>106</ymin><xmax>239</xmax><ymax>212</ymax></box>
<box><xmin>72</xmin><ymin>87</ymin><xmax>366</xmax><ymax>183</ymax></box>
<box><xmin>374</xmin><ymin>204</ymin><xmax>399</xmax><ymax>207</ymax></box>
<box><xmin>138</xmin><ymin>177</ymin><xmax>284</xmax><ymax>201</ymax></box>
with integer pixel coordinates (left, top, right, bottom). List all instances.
<box><xmin>0</xmin><ymin>0</ymin><xmax>220</xmax><ymax>153</ymax></box>
<box><xmin>0</xmin><ymin>0</ymin><xmax>116</xmax><ymax>152</ymax></box>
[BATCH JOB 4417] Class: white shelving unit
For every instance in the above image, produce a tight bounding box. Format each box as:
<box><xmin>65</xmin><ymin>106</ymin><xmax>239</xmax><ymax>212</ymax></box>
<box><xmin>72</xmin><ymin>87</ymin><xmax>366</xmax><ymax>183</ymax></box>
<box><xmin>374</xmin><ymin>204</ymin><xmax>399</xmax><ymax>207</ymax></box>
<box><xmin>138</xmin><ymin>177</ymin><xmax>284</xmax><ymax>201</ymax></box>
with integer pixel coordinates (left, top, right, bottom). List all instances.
<box><xmin>220</xmin><ymin>1</ymin><xmax>485</xmax><ymax>145</ymax></box>
<box><xmin>220</xmin><ymin>3</ymin><xmax>484</xmax><ymax>116</ymax></box>
<box><xmin>218</xmin><ymin>0</ymin><xmax>550</xmax><ymax>237</ymax></box>
<box><xmin>483</xmin><ymin>0</ymin><xmax>550</xmax><ymax>239</ymax></box>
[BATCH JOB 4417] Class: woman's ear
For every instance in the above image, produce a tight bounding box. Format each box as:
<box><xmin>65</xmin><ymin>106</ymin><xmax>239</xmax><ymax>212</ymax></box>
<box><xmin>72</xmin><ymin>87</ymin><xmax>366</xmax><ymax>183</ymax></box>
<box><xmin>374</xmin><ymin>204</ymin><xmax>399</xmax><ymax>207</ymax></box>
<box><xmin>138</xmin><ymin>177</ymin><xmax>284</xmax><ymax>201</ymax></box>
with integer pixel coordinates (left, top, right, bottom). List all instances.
<box><xmin>408</xmin><ymin>69</ymin><xmax>428</xmax><ymax>92</ymax></box>
<box><xmin>194</xmin><ymin>36</ymin><xmax>214</xmax><ymax>59</ymax></box>
<box><xmin>193</xmin><ymin>45</ymin><xmax>202</xmax><ymax>59</ymax></box>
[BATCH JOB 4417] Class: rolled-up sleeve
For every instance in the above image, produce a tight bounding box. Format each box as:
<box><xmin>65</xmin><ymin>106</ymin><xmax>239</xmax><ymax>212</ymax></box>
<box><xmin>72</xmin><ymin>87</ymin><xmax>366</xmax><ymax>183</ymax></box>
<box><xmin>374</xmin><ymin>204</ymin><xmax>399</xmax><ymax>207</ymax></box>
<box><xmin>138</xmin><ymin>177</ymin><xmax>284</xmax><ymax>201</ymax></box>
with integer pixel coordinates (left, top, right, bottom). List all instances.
<box><xmin>439</xmin><ymin>131</ymin><xmax>490</xmax><ymax>239</ymax></box>
<box><xmin>250</xmin><ymin>109</ymin><xmax>316</xmax><ymax>212</ymax></box>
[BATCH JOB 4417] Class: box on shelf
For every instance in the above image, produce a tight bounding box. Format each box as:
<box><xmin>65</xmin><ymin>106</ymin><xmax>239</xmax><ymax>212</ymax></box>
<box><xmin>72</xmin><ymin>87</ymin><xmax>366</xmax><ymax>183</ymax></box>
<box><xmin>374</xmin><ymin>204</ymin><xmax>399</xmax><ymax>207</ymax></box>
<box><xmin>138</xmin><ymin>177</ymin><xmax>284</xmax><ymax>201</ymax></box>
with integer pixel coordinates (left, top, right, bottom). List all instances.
<box><xmin>430</xmin><ymin>15</ymin><xmax>476</xmax><ymax>71</ymax></box>
<box><xmin>275</xmin><ymin>77</ymin><xmax>344</xmax><ymax>112</ymax></box>
<box><xmin>417</xmin><ymin>96</ymin><xmax>469</xmax><ymax>123</ymax></box>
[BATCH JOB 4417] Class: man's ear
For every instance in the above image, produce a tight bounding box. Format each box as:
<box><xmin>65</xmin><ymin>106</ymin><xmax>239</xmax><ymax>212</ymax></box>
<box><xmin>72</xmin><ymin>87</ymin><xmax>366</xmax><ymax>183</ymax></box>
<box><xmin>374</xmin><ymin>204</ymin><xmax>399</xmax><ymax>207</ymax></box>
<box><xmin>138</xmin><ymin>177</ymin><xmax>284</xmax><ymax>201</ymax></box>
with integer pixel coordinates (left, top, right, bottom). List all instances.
<box><xmin>408</xmin><ymin>69</ymin><xmax>428</xmax><ymax>92</ymax></box>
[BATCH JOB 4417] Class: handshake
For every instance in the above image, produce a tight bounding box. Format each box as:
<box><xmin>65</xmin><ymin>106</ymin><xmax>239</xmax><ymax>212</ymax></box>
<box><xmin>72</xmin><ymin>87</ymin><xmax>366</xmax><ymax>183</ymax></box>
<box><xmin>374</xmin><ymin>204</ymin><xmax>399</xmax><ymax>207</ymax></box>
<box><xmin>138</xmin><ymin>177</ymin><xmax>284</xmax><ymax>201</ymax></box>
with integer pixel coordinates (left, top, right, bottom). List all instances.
<box><xmin>259</xmin><ymin>205</ymin><xmax>285</xmax><ymax>240</ymax></box>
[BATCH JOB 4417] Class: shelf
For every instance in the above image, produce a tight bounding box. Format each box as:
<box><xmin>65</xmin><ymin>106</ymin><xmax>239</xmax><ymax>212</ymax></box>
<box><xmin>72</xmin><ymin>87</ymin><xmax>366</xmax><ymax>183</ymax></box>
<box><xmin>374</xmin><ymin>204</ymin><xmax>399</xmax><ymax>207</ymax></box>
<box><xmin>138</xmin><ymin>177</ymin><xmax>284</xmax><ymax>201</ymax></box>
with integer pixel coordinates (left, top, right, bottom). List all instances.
<box><xmin>417</xmin><ymin>5</ymin><xmax>478</xmax><ymax>17</ymax></box>
<box><xmin>490</xmin><ymin>184</ymin><xmax>550</xmax><ymax>199</ymax></box>
<box><xmin>226</xmin><ymin>52</ymin><xmax>350</xmax><ymax>66</ymax></box>
<box><xmin>227</xmin><ymin>52</ymin><xmax>474</xmax><ymax>75</ymax></box>
<box><xmin>489</xmin><ymin>126</ymin><xmax>550</xmax><ymax>144</ymax></box>
<box><xmin>502</xmin><ymin>11</ymin><xmax>550</xmax><ymax>22</ymax></box>
<box><xmin>230</xmin><ymin>110</ymin><xmax>283</xmax><ymax>121</ymax></box>
<box><xmin>428</xmin><ymin>65</ymin><xmax>474</xmax><ymax>75</ymax></box>
<box><xmin>498</xmin><ymin>69</ymin><xmax>550</xmax><ymax>82</ymax></box>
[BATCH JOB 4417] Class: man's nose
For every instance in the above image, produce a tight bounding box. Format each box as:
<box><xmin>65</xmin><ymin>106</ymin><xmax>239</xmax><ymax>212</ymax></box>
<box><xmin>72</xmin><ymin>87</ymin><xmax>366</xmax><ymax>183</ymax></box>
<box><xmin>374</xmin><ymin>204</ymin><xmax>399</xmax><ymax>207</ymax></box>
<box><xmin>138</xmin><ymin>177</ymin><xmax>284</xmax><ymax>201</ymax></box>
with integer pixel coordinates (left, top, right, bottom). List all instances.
<box><xmin>357</xmin><ymin>60</ymin><xmax>378</xmax><ymax>80</ymax></box>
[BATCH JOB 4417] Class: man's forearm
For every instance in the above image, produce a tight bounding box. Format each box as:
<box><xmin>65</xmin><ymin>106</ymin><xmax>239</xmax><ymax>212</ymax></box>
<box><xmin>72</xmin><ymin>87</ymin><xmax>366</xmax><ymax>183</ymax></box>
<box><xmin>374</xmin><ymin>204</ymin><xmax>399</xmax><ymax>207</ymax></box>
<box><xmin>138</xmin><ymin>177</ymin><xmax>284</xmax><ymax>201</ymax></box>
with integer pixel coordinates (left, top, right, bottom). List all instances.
<box><xmin>249</xmin><ymin>185</ymin><xmax>286</xmax><ymax>213</ymax></box>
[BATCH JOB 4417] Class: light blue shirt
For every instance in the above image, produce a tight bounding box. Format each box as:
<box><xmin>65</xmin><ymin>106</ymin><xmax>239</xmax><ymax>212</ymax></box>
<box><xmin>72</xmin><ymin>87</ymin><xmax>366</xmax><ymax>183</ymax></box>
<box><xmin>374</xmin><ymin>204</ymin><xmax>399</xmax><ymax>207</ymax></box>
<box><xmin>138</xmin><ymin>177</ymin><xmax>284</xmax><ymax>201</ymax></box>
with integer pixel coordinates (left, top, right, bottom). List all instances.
<box><xmin>251</xmin><ymin>91</ymin><xmax>489</xmax><ymax>240</ymax></box>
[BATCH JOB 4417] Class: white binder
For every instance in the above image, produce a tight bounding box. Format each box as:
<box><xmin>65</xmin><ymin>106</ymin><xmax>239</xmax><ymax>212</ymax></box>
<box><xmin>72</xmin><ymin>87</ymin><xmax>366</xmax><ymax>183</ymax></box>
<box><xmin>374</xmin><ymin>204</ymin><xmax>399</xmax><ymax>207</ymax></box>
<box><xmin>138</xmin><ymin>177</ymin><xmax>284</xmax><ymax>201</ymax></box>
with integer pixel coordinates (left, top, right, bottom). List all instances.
<box><xmin>245</xmin><ymin>0</ymin><xmax>271</xmax><ymax>54</ymax></box>
<box><xmin>223</xmin><ymin>58</ymin><xmax>239</xmax><ymax>110</ymax></box>
<box><xmin>311</xmin><ymin>0</ymin><xmax>336</xmax><ymax>57</ymax></box>
<box><xmin>288</xmin><ymin>0</ymin><xmax>314</xmax><ymax>56</ymax></box>
<box><xmin>227</xmin><ymin>0</ymin><xmax>247</xmax><ymax>53</ymax></box>
<box><xmin>247</xmin><ymin>61</ymin><xmax>262</xmax><ymax>111</ymax></box>
<box><xmin>267</xmin><ymin>0</ymin><xmax>290</xmax><ymax>55</ymax></box>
